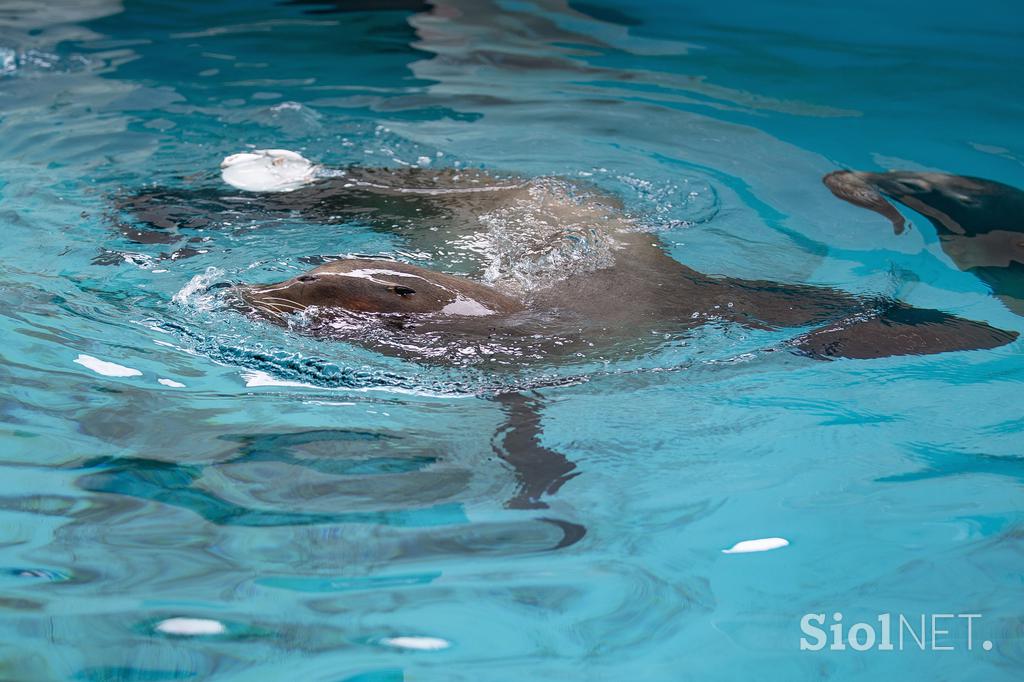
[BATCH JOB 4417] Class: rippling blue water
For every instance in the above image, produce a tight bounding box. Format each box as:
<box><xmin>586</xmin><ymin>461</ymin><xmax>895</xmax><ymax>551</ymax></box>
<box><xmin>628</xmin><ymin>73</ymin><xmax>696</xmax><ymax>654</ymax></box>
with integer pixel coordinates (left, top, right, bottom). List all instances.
<box><xmin>1</xmin><ymin>1</ymin><xmax>1022</xmax><ymax>680</ymax></box>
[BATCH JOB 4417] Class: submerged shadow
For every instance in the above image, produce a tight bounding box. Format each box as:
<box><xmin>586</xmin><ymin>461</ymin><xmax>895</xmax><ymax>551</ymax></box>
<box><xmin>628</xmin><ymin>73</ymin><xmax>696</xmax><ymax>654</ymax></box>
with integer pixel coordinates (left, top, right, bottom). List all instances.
<box><xmin>491</xmin><ymin>392</ymin><xmax>579</xmax><ymax>511</ymax></box>
<box><xmin>73</xmin><ymin>422</ymin><xmax>587</xmax><ymax>548</ymax></box>
<box><xmin>876</xmin><ymin>445</ymin><xmax>1024</xmax><ymax>484</ymax></box>
<box><xmin>73</xmin><ymin>428</ymin><xmax>459</xmax><ymax>527</ymax></box>
<box><xmin>74</xmin><ymin>454</ymin><xmax>464</xmax><ymax>528</ymax></box>
<box><xmin>491</xmin><ymin>391</ymin><xmax>586</xmax><ymax>548</ymax></box>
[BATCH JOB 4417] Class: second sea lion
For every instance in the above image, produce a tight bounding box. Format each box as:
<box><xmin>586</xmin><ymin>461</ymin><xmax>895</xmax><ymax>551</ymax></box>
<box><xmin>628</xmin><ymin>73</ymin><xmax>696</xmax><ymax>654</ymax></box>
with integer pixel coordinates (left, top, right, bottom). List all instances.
<box><xmin>824</xmin><ymin>169</ymin><xmax>1024</xmax><ymax>315</ymax></box>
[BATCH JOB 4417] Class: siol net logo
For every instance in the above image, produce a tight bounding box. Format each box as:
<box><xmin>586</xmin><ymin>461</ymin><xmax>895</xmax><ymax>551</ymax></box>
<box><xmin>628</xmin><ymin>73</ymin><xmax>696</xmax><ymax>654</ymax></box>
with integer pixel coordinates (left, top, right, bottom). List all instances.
<box><xmin>799</xmin><ymin>612</ymin><xmax>992</xmax><ymax>652</ymax></box>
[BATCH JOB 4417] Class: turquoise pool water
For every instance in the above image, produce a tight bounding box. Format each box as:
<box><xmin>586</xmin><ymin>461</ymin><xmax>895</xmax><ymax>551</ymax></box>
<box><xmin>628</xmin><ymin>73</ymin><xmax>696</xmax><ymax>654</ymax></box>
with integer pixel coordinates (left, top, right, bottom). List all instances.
<box><xmin>1</xmin><ymin>1</ymin><xmax>1022</xmax><ymax>679</ymax></box>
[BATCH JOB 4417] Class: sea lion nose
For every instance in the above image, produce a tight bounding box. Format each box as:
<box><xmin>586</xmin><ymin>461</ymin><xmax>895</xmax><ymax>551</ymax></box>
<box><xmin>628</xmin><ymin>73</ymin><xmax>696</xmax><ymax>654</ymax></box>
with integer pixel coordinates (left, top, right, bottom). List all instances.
<box><xmin>822</xmin><ymin>169</ymin><xmax>906</xmax><ymax>235</ymax></box>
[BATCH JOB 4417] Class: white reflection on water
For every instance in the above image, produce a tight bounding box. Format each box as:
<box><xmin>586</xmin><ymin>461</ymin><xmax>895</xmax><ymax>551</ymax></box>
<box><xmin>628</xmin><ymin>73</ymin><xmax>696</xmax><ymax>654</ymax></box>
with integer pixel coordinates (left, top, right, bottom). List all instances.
<box><xmin>74</xmin><ymin>354</ymin><xmax>143</xmax><ymax>378</ymax></box>
<box><xmin>380</xmin><ymin>635</ymin><xmax>452</xmax><ymax>651</ymax></box>
<box><xmin>154</xmin><ymin>617</ymin><xmax>227</xmax><ymax>636</ymax></box>
<box><xmin>722</xmin><ymin>537</ymin><xmax>790</xmax><ymax>554</ymax></box>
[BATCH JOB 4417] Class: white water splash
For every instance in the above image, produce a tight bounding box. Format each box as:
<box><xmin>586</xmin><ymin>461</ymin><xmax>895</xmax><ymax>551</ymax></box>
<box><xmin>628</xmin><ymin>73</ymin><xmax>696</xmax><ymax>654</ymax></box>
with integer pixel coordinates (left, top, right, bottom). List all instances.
<box><xmin>477</xmin><ymin>177</ymin><xmax>619</xmax><ymax>292</ymax></box>
<box><xmin>241</xmin><ymin>370</ymin><xmax>320</xmax><ymax>389</ymax></box>
<box><xmin>616</xmin><ymin>173</ymin><xmax>719</xmax><ymax>230</ymax></box>
<box><xmin>173</xmin><ymin>267</ymin><xmax>225</xmax><ymax>309</ymax></box>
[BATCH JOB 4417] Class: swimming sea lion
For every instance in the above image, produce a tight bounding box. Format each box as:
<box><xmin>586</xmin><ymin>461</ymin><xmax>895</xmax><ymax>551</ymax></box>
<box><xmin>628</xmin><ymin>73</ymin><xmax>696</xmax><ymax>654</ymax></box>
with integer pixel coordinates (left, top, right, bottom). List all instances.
<box><xmin>823</xmin><ymin>170</ymin><xmax>1024</xmax><ymax>314</ymax></box>
<box><xmin>237</xmin><ymin>253</ymin><xmax>1017</xmax><ymax>363</ymax></box>
<box><xmin>232</xmin><ymin>215</ymin><xmax>1017</xmax><ymax>364</ymax></box>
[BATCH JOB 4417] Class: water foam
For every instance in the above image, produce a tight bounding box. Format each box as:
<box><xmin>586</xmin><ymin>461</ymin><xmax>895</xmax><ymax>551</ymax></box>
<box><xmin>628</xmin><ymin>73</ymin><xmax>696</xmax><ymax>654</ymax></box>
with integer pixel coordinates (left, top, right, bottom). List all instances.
<box><xmin>477</xmin><ymin>177</ymin><xmax>619</xmax><ymax>292</ymax></box>
<box><xmin>172</xmin><ymin>267</ymin><xmax>226</xmax><ymax>309</ymax></box>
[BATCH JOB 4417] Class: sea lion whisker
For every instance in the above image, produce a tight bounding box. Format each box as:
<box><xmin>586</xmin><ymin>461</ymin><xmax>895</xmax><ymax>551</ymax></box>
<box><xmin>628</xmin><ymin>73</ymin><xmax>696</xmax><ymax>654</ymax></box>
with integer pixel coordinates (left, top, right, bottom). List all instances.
<box><xmin>251</xmin><ymin>298</ymin><xmax>307</xmax><ymax>316</ymax></box>
<box><xmin>263</xmin><ymin>301</ymin><xmax>308</xmax><ymax>314</ymax></box>
<box><xmin>251</xmin><ymin>302</ymin><xmax>285</xmax><ymax>317</ymax></box>
<box><xmin>256</xmin><ymin>295</ymin><xmax>308</xmax><ymax>309</ymax></box>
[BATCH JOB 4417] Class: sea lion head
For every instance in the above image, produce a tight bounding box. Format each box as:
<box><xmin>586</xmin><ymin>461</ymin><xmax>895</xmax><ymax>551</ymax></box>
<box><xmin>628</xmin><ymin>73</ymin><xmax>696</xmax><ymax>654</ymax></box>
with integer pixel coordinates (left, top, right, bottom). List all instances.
<box><xmin>824</xmin><ymin>170</ymin><xmax>1018</xmax><ymax>236</ymax></box>
<box><xmin>236</xmin><ymin>258</ymin><xmax>523</xmax><ymax>321</ymax></box>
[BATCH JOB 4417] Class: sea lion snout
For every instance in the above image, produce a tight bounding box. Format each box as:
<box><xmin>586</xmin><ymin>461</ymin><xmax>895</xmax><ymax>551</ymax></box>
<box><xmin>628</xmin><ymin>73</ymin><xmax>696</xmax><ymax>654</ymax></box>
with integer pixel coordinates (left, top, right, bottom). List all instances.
<box><xmin>822</xmin><ymin>170</ymin><xmax>874</xmax><ymax>195</ymax></box>
<box><xmin>822</xmin><ymin>170</ymin><xmax>907</xmax><ymax>234</ymax></box>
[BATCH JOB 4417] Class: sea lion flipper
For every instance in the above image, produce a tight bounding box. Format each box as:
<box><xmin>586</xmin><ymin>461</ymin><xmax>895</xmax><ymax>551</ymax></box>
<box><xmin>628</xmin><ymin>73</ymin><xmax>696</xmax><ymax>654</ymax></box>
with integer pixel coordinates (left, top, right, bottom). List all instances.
<box><xmin>793</xmin><ymin>303</ymin><xmax>1018</xmax><ymax>360</ymax></box>
<box><xmin>823</xmin><ymin>171</ymin><xmax>906</xmax><ymax>234</ymax></box>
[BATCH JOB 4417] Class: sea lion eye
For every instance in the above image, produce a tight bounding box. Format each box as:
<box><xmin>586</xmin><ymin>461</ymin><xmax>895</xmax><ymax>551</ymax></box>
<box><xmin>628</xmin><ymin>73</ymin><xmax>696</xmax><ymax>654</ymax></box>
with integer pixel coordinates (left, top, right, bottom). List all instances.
<box><xmin>297</xmin><ymin>275</ymin><xmax>318</xmax><ymax>282</ymax></box>
<box><xmin>390</xmin><ymin>285</ymin><xmax>416</xmax><ymax>297</ymax></box>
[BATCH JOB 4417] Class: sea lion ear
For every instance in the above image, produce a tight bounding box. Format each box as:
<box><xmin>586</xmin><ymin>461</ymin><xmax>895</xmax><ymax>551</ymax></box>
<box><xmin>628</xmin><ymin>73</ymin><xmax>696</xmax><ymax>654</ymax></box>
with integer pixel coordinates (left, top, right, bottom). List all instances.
<box><xmin>390</xmin><ymin>285</ymin><xmax>416</xmax><ymax>297</ymax></box>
